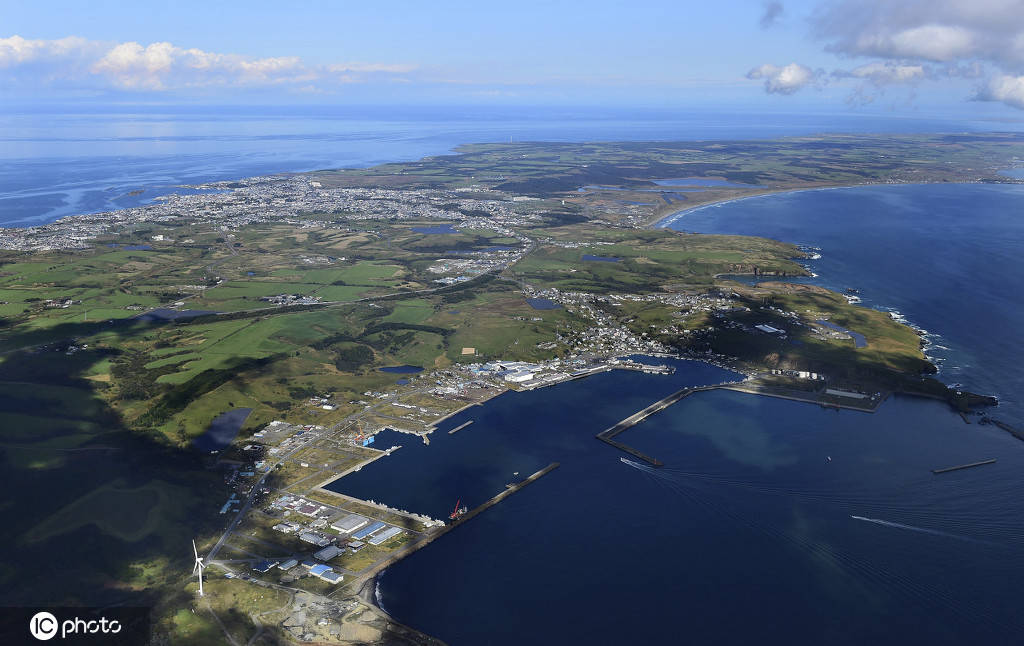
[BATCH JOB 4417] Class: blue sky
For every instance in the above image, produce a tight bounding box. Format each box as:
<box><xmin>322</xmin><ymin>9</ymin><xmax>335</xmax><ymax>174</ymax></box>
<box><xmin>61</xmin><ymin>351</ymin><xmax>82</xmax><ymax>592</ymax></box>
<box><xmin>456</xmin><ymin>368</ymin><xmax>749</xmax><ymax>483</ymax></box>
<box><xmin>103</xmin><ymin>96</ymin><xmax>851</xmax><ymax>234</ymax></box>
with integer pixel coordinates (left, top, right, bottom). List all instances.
<box><xmin>2</xmin><ymin>0</ymin><xmax>1023</xmax><ymax>116</ymax></box>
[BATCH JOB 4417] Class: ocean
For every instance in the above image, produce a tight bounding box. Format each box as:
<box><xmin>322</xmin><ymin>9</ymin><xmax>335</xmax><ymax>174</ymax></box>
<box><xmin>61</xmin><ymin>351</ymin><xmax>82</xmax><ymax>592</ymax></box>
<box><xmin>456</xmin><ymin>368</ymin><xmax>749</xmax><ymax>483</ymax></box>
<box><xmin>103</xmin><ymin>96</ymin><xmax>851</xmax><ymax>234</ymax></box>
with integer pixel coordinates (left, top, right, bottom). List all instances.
<box><xmin>338</xmin><ymin>360</ymin><xmax>1024</xmax><ymax>645</ymax></box>
<box><xmin>663</xmin><ymin>183</ymin><xmax>1024</xmax><ymax>428</ymax></box>
<box><xmin>0</xmin><ymin>105</ymin><xmax>1015</xmax><ymax>227</ymax></box>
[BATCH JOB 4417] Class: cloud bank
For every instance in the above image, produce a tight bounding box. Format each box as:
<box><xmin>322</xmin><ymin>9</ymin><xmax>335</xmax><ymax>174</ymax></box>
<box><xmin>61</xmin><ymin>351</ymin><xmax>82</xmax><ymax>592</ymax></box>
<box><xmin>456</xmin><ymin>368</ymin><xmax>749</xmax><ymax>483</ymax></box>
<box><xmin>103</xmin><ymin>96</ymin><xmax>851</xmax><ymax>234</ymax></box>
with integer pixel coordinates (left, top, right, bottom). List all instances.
<box><xmin>749</xmin><ymin>0</ymin><xmax>1024</xmax><ymax>110</ymax></box>
<box><xmin>0</xmin><ymin>35</ymin><xmax>414</xmax><ymax>93</ymax></box>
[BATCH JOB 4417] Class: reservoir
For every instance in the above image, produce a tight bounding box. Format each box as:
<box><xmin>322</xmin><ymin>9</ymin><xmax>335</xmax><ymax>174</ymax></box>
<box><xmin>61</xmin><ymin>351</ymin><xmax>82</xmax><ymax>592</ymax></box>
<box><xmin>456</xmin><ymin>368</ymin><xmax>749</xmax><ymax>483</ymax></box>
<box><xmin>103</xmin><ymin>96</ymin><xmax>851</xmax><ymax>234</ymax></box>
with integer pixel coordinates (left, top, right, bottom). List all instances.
<box><xmin>341</xmin><ymin>359</ymin><xmax>1024</xmax><ymax>645</ymax></box>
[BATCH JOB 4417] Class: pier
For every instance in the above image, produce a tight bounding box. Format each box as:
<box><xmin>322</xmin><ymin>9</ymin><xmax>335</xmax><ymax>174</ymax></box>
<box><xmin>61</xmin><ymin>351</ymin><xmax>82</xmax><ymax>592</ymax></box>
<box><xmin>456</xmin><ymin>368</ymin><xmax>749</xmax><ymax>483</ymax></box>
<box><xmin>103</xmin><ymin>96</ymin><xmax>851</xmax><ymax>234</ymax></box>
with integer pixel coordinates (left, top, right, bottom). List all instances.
<box><xmin>932</xmin><ymin>459</ymin><xmax>997</xmax><ymax>474</ymax></box>
<box><xmin>447</xmin><ymin>420</ymin><xmax>474</xmax><ymax>435</ymax></box>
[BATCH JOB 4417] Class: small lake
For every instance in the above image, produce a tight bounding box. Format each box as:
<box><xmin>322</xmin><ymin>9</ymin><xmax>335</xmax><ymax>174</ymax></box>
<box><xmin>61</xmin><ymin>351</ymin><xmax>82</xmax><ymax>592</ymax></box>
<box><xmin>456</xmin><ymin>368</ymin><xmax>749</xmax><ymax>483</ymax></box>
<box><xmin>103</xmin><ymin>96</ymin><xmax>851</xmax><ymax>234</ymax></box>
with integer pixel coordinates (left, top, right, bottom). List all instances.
<box><xmin>582</xmin><ymin>254</ymin><xmax>621</xmax><ymax>262</ymax></box>
<box><xmin>379</xmin><ymin>365</ymin><xmax>424</xmax><ymax>374</ymax></box>
<box><xmin>412</xmin><ymin>223</ymin><xmax>459</xmax><ymax>234</ymax></box>
<box><xmin>192</xmin><ymin>408</ymin><xmax>252</xmax><ymax>453</ymax></box>
<box><xmin>816</xmin><ymin>319</ymin><xmax>868</xmax><ymax>348</ymax></box>
<box><xmin>526</xmin><ymin>297</ymin><xmax>562</xmax><ymax>310</ymax></box>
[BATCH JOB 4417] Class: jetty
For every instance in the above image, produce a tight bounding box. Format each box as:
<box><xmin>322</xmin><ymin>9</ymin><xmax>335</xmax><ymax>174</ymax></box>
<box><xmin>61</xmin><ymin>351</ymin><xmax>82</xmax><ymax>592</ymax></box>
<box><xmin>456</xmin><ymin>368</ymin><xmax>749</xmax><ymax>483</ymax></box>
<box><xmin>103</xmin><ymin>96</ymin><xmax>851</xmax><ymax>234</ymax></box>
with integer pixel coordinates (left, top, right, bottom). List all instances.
<box><xmin>931</xmin><ymin>459</ymin><xmax>997</xmax><ymax>474</ymax></box>
<box><xmin>447</xmin><ymin>420</ymin><xmax>474</xmax><ymax>435</ymax></box>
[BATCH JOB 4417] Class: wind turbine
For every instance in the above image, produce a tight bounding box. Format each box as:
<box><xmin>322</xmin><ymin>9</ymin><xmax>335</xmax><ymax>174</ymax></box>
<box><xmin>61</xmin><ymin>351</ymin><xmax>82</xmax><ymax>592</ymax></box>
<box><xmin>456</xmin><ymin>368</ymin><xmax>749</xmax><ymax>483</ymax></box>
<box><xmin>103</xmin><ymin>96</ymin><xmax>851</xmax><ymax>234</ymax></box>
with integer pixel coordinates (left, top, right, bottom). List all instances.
<box><xmin>192</xmin><ymin>539</ymin><xmax>205</xmax><ymax>597</ymax></box>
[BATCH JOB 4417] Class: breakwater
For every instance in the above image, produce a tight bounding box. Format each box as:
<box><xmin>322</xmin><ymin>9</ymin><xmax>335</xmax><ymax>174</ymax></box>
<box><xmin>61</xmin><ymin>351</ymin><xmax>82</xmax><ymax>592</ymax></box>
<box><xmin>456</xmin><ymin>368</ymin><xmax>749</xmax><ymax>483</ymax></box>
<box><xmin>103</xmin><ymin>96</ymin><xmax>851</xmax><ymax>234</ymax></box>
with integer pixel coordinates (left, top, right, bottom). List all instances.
<box><xmin>932</xmin><ymin>459</ymin><xmax>997</xmax><ymax>474</ymax></box>
<box><xmin>596</xmin><ymin>385</ymin><xmax>722</xmax><ymax>465</ymax></box>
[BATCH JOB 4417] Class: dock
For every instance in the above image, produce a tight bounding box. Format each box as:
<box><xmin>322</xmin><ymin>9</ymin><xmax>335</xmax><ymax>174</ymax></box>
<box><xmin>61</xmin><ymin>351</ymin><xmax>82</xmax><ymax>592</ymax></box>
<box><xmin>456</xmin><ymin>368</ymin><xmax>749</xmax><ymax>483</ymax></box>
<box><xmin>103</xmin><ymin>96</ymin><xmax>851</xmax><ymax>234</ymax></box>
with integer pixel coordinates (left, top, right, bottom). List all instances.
<box><xmin>932</xmin><ymin>459</ymin><xmax>997</xmax><ymax>474</ymax></box>
<box><xmin>447</xmin><ymin>420</ymin><xmax>474</xmax><ymax>435</ymax></box>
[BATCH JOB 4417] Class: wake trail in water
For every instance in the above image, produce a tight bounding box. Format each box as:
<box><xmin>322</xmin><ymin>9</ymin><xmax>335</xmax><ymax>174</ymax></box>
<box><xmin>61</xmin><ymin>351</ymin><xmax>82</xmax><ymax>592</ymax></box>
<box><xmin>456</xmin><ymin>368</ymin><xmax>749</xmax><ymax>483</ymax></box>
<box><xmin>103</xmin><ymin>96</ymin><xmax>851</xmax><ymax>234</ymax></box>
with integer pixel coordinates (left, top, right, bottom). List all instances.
<box><xmin>850</xmin><ymin>516</ymin><xmax>995</xmax><ymax>545</ymax></box>
<box><xmin>620</xmin><ymin>457</ymin><xmax>1018</xmax><ymax>632</ymax></box>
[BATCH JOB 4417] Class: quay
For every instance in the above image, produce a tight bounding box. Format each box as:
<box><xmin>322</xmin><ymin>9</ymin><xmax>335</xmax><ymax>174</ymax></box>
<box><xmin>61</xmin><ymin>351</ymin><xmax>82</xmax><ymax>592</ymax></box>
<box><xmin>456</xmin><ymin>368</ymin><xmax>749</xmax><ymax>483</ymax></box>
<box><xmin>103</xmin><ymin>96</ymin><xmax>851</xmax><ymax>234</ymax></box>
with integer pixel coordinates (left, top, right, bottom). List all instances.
<box><xmin>447</xmin><ymin>420</ymin><xmax>474</xmax><ymax>435</ymax></box>
<box><xmin>932</xmin><ymin>459</ymin><xmax>997</xmax><ymax>474</ymax></box>
<box><xmin>358</xmin><ymin>462</ymin><xmax>560</xmax><ymax>580</ymax></box>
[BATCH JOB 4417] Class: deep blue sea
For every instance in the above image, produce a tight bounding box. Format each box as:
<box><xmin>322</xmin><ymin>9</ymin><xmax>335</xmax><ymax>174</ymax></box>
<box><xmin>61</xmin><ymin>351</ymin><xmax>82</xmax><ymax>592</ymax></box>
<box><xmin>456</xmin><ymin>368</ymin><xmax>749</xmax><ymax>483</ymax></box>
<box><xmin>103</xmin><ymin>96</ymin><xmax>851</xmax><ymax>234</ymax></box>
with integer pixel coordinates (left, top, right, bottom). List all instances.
<box><xmin>663</xmin><ymin>184</ymin><xmax>1024</xmax><ymax>428</ymax></box>
<box><xmin>1</xmin><ymin>105</ymin><xmax>1018</xmax><ymax>227</ymax></box>
<box><xmin>332</xmin><ymin>359</ymin><xmax>1024</xmax><ymax>645</ymax></box>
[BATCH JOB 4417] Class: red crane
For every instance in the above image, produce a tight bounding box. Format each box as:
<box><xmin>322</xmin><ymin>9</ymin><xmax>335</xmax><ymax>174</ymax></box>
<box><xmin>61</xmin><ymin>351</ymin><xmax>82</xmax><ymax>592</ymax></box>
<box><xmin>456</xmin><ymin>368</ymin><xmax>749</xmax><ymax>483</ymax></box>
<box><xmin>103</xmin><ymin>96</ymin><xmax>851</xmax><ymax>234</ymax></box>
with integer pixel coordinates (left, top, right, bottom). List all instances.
<box><xmin>449</xmin><ymin>498</ymin><xmax>467</xmax><ymax>520</ymax></box>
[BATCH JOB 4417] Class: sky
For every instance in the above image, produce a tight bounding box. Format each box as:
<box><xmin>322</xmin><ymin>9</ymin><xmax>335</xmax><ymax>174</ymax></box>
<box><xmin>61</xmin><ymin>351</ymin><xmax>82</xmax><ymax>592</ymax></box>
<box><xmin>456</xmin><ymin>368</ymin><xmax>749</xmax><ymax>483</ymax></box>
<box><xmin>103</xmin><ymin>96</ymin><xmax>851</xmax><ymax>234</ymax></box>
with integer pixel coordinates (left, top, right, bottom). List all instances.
<box><xmin>2</xmin><ymin>0</ymin><xmax>1024</xmax><ymax>117</ymax></box>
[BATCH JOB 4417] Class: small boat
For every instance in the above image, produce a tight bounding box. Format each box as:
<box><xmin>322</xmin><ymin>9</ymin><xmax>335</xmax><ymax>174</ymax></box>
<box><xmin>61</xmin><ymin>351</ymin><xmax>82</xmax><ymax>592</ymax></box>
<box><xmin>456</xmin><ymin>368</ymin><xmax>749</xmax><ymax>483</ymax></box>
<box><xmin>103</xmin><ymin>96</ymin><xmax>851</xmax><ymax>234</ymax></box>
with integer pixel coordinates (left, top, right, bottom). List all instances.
<box><xmin>826</xmin><ymin>456</ymin><xmax>832</xmax><ymax>463</ymax></box>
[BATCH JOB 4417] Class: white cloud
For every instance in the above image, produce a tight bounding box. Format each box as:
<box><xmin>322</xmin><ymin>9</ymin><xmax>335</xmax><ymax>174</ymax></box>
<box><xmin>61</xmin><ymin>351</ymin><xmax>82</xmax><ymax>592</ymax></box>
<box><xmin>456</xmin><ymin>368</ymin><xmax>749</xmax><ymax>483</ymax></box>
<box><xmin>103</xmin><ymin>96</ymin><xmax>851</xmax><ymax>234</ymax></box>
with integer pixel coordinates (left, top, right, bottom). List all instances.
<box><xmin>844</xmin><ymin>62</ymin><xmax>927</xmax><ymax>85</ymax></box>
<box><xmin>813</xmin><ymin>0</ymin><xmax>1024</xmax><ymax>70</ymax></box>
<box><xmin>0</xmin><ymin>34</ymin><xmax>414</xmax><ymax>92</ymax></box>
<box><xmin>747</xmin><ymin>63</ymin><xmax>821</xmax><ymax>94</ymax></box>
<box><xmin>796</xmin><ymin>0</ymin><xmax>1024</xmax><ymax>109</ymax></box>
<box><xmin>978</xmin><ymin>74</ymin><xmax>1024</xmax><ymax>109</ymax></box>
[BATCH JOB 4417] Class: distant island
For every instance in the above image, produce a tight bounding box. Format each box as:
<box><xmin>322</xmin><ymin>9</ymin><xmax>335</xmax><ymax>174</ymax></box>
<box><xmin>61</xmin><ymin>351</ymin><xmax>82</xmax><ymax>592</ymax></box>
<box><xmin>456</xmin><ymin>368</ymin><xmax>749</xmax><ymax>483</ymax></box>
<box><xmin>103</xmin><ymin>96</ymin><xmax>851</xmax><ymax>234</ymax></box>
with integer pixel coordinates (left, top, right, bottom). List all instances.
<box><xmin>2</xmin><ymin>132</ymin><xmax>1021</xmax><ymax>644</ymax></box>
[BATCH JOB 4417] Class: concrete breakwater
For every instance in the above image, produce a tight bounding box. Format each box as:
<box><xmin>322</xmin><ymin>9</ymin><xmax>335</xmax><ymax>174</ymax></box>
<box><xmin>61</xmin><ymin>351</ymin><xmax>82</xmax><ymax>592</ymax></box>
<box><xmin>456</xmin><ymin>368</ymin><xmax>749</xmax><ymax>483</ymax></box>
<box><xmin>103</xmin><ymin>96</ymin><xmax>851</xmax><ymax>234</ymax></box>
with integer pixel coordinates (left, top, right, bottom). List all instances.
<box><xmin>596</xmin><ymin>385</ymin><xmax>722</xmax><ymax>465</ymax></box>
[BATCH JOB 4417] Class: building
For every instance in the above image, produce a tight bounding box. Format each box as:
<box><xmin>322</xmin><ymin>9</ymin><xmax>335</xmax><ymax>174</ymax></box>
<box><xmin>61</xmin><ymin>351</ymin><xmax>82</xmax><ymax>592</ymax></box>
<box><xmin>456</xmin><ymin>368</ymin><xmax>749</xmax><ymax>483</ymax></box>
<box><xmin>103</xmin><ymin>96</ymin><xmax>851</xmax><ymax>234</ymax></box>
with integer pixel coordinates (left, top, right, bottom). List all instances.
<box><xmin>351</xmin><ymin>521</ymin><xmax>388</xmax><ymax>540</ymax></box>
<box><xmin>308</xmin><ymin>564</ymin><xmax>343</xmax><ymax>584</ymax></box>
<box><xmin>319</xmin><ymin>570</ymin><xmax>343</xmax><ymax>584</ymax></box>
<box><xmin>252</xmin><ymin>560</ymin><xmax>279</xmax><ymax>573</ymax></box>
<box><xmin>755</xmin><ymin>324</ymin><xmax>784</xmax><ymax>334</ymax></box>
<box><xmin>279</xmin><ymin>559</ymin><xmax>299</xmax><ymax>571</ymax></box>
<box><xmin>331</xmin><ymin>513</ymin><xmax>369</xmax><ymax>534</ymax></box>
<box><xmin>308</xmin><ymin>564</ymin><xmax>331</xmax><ymax>578</ymax></box>
<box><xmin>299</xmin><ymin>531</ymin><xmax>331</xmax><ymax>547</ymax></box>
<box><xmin>313</xmin><ymin>545</ymin><xmax>343</xmax><ymax>561</ymax></box>
<box><xmin>347</xmin><ymin>540</ymin><xmax>365</xmax><ymax>552</ymax></box>
<box><xmin>504</xmin><ymin>370</ymin><xmax>536</xmax><ymax>383</ymax></box>
<box><xmin>368</xmin><ymin>526</ymin><xmax>402</xmax><ymax>546</ymax></box>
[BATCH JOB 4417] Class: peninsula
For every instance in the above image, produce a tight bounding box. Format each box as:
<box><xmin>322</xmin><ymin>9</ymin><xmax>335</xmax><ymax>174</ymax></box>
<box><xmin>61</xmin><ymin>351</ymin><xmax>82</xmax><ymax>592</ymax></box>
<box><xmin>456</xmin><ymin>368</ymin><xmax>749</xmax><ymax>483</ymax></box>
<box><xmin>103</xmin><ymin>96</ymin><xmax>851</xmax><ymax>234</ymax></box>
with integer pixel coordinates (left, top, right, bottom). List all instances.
<box><xmin>2</xmin><ymin>133</ymin><xmax>1020</xmax><ymax>644</ymax></box>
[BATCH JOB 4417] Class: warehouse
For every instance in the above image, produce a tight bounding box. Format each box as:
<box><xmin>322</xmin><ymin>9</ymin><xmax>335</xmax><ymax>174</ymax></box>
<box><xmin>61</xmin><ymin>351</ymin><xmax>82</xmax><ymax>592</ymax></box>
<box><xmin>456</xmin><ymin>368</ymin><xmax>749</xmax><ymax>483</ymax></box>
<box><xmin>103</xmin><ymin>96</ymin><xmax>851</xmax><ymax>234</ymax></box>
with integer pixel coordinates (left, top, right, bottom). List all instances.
<box><xmin>351</xmin><ymin>521</ymin><xmax>388</xmax><ymax>540</ymax></box>
<box><xmin>331</xmin><ymin>513</ymin><xmax>369</xmax><ymax>534</ymax></box>
<box><xmin>368</xmin><ymin>526</ymin><xmax>402</xmax><ymax>545</ymax></box>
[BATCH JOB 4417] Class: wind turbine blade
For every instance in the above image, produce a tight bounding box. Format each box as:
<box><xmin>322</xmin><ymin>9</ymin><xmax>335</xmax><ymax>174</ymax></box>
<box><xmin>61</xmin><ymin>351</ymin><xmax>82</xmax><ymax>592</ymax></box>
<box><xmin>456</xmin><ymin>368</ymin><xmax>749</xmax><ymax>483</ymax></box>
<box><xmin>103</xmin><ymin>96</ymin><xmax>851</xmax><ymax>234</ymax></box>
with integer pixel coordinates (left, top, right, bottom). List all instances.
<box><xmin>192</xmin><ymin>539</ymin><xmax>198</xmax><ymax>559</ymax></box>
<box><xmin>192</xmin><ymin>561</ymin><xmax>199</xmax><ymax>575</ymax></box>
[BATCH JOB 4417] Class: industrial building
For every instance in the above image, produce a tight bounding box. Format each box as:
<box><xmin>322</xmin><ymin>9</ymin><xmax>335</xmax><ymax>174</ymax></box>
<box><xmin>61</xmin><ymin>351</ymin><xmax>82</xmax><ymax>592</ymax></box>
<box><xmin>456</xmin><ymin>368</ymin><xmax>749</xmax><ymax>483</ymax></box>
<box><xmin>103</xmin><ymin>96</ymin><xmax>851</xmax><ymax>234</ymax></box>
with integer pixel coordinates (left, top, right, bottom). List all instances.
<box><xmin>278</xmin><ymin>559</ymin><xmax>298</xmax><ymax>571</ymax></box>
<box><xmin>308</xmin><ymin>564</ymin><xmax>343</xmax><ymax>584</ymax></box>
<box><xmin>299</xmin><ymin>531</ymin><xmax>331</xmax><ymax>546</ymax></box>
<box><xmin>252</xmin><ymin>560</ymin><xmax>279</xmax><ymax>573</ymax></box>
<box><xmin>313</xmin><ymin>545</ymin><xmax>343</xmax><ymax>561</ymax></box>
<box><xmin>351</xmin><ymin>521</ymin><xmax>387</xmax><ymax>540</ymax></box>
<box><xmin>331</xmin><ymin>513</ymin><xmax>369</xmax><ymax>534</ymax></box>
<box><xmin>368</xmin><ymin>526</ymin><xmax>402</xmax><ymax>546</ymax></box>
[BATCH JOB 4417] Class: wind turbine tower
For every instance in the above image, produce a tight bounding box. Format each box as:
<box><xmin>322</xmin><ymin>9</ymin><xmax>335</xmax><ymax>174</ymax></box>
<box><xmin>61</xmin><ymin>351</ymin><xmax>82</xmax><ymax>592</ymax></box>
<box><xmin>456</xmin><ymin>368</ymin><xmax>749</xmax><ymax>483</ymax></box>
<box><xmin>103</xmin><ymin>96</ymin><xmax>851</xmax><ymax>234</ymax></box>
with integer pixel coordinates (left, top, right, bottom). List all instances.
<box><xmin>192</xmin><ymin>539</ymin><xmax>205</xmax><ymax>597</ymax></box>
